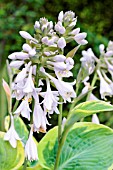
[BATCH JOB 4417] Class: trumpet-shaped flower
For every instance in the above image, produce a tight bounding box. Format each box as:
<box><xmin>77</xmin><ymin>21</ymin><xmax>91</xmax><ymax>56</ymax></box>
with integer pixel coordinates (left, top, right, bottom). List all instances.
<box><xmin>14</xmin><ymin>98</ymin><xmax>32</xmax><ymax>121</ymax></box>
<box><xmin>25</xmin><ymin>126</ymin><xmax>38</xmax><ymax>161</ymax></box>
<box><xmin>97</xmin><ymin>70</ymin><xmax>113</xmax><ymax>99</ymax></box>
<box><xmin>23</xmin><ymin>66</ymin><xmax>35</xmax><ymax>93</ymax></box>
<box><xmin>4</xmin><ymin>115</ymin><xmax>20</xmax><ymax>148</ymax></box>
<box><xmin>33</xmin><ymin>101</ymin><xmax>48</xmax><ymax>133</ymax></box>
<box><xmin>40</xmin><ymin>79</ymin><xmax>59</xmax><ymax>115</ymax></box>
<box><xmin>40</xmin><ymin>68</ymin><xmax>76</xmax><ymax>102</ymax></box>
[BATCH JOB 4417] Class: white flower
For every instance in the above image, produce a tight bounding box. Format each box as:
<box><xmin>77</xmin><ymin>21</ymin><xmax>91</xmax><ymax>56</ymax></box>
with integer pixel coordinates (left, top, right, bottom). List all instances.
<box><xmin>10</xmin><ymin>60</ymin><xmax>24</xmax><ymax>69</ymax></box>
<box><xmin>53</xmin><ymin>55</ymin><xmax>66</xmax><ymax>62</ymax></box>
<box><xmin>55</xmin><ymin>21</ymin><xmax>66</xmax><ymax>34</ymax></box>
<box><xmin>74</xmin><ymin>32</ymin><xmax>88</xmax><ymax>45</ymax></box>
<box><xmin>81</xmin><ymin>48</ymin><xmax>96</xmax><ymax>75</ymax></box>
<box><xmin>22</xmin><ymin>43</ymin><xmax>36</xmax><ymax>57</ymax></box>
<box><xmin>40</xmin><ymin>79</ymin><xmax>59</xmax><ymax>115</ymax></box>
<box><xmin>23</xmin><ymin>66</ymin><xmax>35</xmax><ymax>93</ymax></box>
<box><xmin>14</xmin><ymin>98</ymin><xmax>32</xmax><ymax>121</ymax></box>
<box><xmin>70</xmin><ymin>28</ymin><xmax>80</xmax><ymax>35</ymax></box>
<box><xmin>40</xmin><ymin>68</ymin><xmax>76</xmax><ymax>102</ymax></box>
<box><xmin>97</xmin><ymin>70</ymin><xmax>113</xmax><ymax>99</ymax></box>
<box><xmin>58</xmin><ymin>11</ymin><xmax>64</xmax><ymax>21</ymax></box>
<box><xmin>19</xmin><ymin>31</ymin><xmax>38</xmax><ymax>43</ymax></box>
<box><xmin>92</xmin><ymin>114</ymin><xmax>100</xmax><ymax>124</ymax></box>
<box><xmin>4</xmin><ymin>115</ymin><xmax>20</xmax><ymax>148</ymax></box>
<box><xmin>25</xmin><ymin>126</ymin><xmax>38</xmax><ymax>161</ymax></box>
<box><xmin>99</xmin><ymin>44</ymin><xmax>105</xmax><ymax>54</ymax></box>
<box><xmin>57</xmin><ymin>37</ymin><xmax>66</xmax><ymax>49</ymax></box>
<box><xmin>33</xmin><ymin>100</ymin><xmax>48</xmax><ymax>133</ymax></box>
<box><xmin>34</xmin><ymin>21</ymin><xmax>40</xmax><ymax>29</ymax></box>
<box><xmin>8</xmin><ymin>52</ymin><xmax>29</xmax><ymax>60</ymax></box>
<box><xmin>88</xmin><ymin>93</ymin><xmax>99</xmax><ymax>101</ymax></box>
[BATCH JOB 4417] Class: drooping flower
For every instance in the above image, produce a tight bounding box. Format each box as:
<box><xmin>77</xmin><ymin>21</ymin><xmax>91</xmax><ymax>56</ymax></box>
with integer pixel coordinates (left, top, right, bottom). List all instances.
<box><xmin>97</xmin><ymin>70</ymin><xmax>113</xmax><ymax>99</ymax></box>
<box><xmin>40</xmin><ymin>68</ymin><xmax>76</xmax><ymax>103</ymax></box>
<box><xmin>14</xmin><ymin>98</ymin><xmax>32</xmax><ymax>121</ymax></box>
<box><xmin>23</xmin><ymin>66</ymin><xmax>35</xmax><ymax>93</ymax></box>
<box><xmin>4</xmin><ymin>115</ymin><xmax>20</xmax><ymax>148</ymax></box>
<box><xmin>40</xmin><ymin>79</ymin><xmax>59</xmax><ymax>115</ymax></box>
<box><xmin>33</xmin><ymin>101</ymin><xmax>48</xmax><ymax>133</ymax></box>
<box><xmin>25</xmin><ymin>126</ymin><xmax>38</xmax><ymax>161</ymax></box>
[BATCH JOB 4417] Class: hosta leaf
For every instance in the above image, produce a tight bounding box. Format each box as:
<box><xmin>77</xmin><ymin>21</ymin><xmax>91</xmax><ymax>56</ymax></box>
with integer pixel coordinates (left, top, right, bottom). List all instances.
<box><xmin>0</xmin><ymin>131</ymin><xmax>24</xmax><ymax>170</ymax></box>
<box><xmin>58</xmin><ymin>122</ymin><xmax>113</xmax><ymax>170</ymax></box>
<box><xmin>14</xmin><ymin>117</ymin><xmax>29</xmax><ymax>145</ymax></box>
<box><xmin>38</xmin><ymin>126</ymin><xmax>58</xmax><ymax>169</ymax></box>
<box><xmin>65</xmin><ymin>100</ymin><xmax>113</xmax><ymax>130</ymax></box>
<box><xmin>38</xmin><ymin>123</ymin><xmax>113</xmax><ymax>170</ymax></box>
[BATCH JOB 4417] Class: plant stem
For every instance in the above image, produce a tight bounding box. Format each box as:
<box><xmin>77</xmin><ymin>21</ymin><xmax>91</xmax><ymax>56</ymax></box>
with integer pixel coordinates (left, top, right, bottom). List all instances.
<box><xmin>12</xmin><ymin>100</ymin><xmax>19</xmax><ymax>113</ymax></box>
<box><xmin>58</xmin><ymin>97</ymin><xmax>63</xmax><ymax>143</ymax></box>
<box><xmin>22</xmin><ymin>159</ymin><xmax>27</xmax><ymax>170</ymax></box>
<box><xmin>54</xmin><ymin>127</ymin><xmax>70</xmax><ymax>170</ymax></box>
<box><xmin>86</xmin><ymin>71</ymin><xmax>97</xmax><ymax>101</ymax></box>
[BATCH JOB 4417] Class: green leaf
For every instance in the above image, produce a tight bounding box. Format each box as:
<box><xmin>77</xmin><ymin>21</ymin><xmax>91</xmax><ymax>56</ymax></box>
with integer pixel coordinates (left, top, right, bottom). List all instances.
<box><xmin>58</xmin><ymin>122</ymin><xmax>113</xmax><ymax>170</ymax></box>
<box><xmin>66</xmin><ymin>45</ymin><xmax>80</xmax><ymax>58</ymax></box>
<box><xmin>14</xmin><ymin>117</ymin><xmax>29</xmax><ymax>145</ymax></box>
<box><xmin>38</xmin><ymin>126</ymin><xmax>58</xmax><ymax>169</ymax></box>
<box><xmin>65</xmin><ymin>100</ymin><xmax>113</xmax><ymax>130</ymax></box>
<box><xmin>38</xmin><ymin>123</ymin><xmax>113</xmax><ymax>170</ymax></box>
<box><xmin>0</xmin><ymin>131</ymin><xmax>24</xmax><ymax>170</ymax></box>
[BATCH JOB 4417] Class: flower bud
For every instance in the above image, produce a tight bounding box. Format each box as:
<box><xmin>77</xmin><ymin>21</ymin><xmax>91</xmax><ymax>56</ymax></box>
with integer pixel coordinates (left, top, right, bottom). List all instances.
<box><xmin>58</xmin><ymin>11</ymin><xmax>64</xmax><ymax>21</ymax></box>
<box><xmin>19</xmin><ymin>31</ymin><xmax>33</xmax><ymax>40</ymax></box>
<box><xmin>57</xmin><ymin>37</ymin><xmax>66</xmax><ymax>49</ymax></box>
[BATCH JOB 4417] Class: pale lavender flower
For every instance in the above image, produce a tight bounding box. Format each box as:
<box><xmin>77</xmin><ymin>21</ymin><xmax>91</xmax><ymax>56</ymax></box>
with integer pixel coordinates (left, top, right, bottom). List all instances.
<box><xmin>34</xmin><ymin>21</ymin><xmax>40</xmax><ymax>29</ymax></box>
<box><xmin>19</xmin><ymin>31</ymin><xmax>38</xmax><ymax>43</ymax></box>
<box><xmin>97</xmin><ymin>70</ymin><xmax>113</xmax><ymax>99</ymax></box>
<box><xmin>57</xmin><ymin>37</ymin><xmax>66</xmax><ymax>49</ymax></box>
<box><xmin>25</xmin><ymin>126</ymin><xmax>38</xmax><ymax>161</ymax></box>
<box><xmin>10</xmin><ymin>60</ymin><xmax>24</xmax><ymax>69</ymax></box>
<box><xmin>23</xmin><ymin>66</ymin><xmax>35</xmax><ymax>93</ymax></box>
<box><xmin>55</xmin><ymin>21</ymin><xmax>66</xmax><ymax>34</ymax></box>
<box><xmin>8</xmin><ymin>52</ymin><xmax>29</xmax><ymax>60</ymax></box>
<box><xmin>14</xmin><ymin>98</ymin><xmax>32</xmax><ymax>121</ymax></box>
<box><xmin>74</xmin><ymin>32</ymin><xmax>88</xmax><ymax>45</ymax></box>
<box><xmin>33</xmin><ymin>100</ymin><xmax>48</xmax><ymax>133</ymax></box>
<box><xmin>22</xmin><ymin>43</ymin><xmax>36</xmax><ymax>57</ymax></box>
<box><xmin>81</xmin><ymin>48</ymin><xmax>96</xmax><ymax>75</ymax></box>
<box><xmin>40</xmin><ymin>79</ymin><xmax>59</xmax><ymax>115</ymax></box>
<box><xmin>4</xmin><ymin>115</ymin><xmax>20</xmax><ymax>148</ymax></box>
<box><xmin>92</xmin><ymin>114</ymin><xmax>100</xmax><ymax>124</ymax></box>
<box><xmin>58</xmin><ymin>11</ymin><xmax>64</xmax><ymax>21</ymax></box>
<box><xmin>40</xmin><ymin>68</ymin><xmax>76</xmax><ymax>103</ymax></box>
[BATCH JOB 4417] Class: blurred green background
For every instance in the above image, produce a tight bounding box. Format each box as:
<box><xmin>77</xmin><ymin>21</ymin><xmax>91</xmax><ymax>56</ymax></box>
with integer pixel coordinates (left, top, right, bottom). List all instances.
<box><xmin>1</xmin><ymin>0</ymin><xmax>113</xmax><ymax>133</ymax></box>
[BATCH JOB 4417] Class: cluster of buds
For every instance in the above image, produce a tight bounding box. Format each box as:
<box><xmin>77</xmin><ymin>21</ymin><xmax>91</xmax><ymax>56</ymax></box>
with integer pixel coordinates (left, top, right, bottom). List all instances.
<box><xmin>4</xmin><ymin>11</ymin><xmax>87</xmax><ymax>161</ymax></box>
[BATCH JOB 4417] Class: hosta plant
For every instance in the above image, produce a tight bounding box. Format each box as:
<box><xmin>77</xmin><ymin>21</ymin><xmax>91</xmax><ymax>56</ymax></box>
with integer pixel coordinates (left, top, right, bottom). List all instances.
<box><xmin>1</xmin><ymin>11</ymin><xmax>113</xmax><ymax>170</ymax></box>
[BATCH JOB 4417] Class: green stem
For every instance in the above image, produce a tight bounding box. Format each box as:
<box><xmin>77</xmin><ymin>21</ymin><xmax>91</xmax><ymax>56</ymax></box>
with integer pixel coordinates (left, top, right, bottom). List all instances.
<box><xmin>22</xmin><ymin>159</ymin><xmax>27</xmax><ymax>170</ymax></box>
<box><xmin>86</xmin><ymin>71</ymin><xmax>97</xmax><ymax>101</ymax></box>
<box><xmin>54</xmin><ymin>127</ymin><xmax>70</xmax><ymax>170</ymax></box>
<box><xmin>12</xmin><ymin>100</ymin><xmax>19</xmax><ymax>113</ymax></box>
<box><xmin>58</xmin><ymin>97</ymin><xmax>63</xmax><ymax>142</ymax></box>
